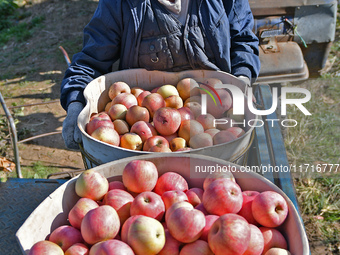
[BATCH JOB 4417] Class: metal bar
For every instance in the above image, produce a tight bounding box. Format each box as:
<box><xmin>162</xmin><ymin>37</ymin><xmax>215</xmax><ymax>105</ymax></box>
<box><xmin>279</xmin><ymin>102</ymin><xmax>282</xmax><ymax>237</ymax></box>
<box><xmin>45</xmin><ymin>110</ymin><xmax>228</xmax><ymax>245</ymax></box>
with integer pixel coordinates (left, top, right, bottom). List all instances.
<box><xmin>8</xmin><ymin>100</ymin><xmax>59</xmax><ymax>109</ymax></box>
<box><xmin>17</xmin><ymin>131</ymin><xmax>62</xmax><ymax>144</ymax></box>
<box><xmin>0</xmin><ymin>92</ymin><xmax>22</xmax><ymax>178</ymax></box>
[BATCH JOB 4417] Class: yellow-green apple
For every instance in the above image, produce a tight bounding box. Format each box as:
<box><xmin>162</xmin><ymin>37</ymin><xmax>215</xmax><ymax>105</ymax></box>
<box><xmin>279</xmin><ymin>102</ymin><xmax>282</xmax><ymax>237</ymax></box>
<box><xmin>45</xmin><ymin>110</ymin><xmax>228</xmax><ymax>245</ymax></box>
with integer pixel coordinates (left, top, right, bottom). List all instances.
<box><xmin>126</xmin><ymin>215</ymin><xmax>166</xmax><ymax>255</ymax></box>
<box><xmin>130</xmin><ymin>191</ymin><xmax>165</xmax><ymax>221</ymax></box>
<box><xmin>65</xmin><ymin>243</ymin><xmax>89</xmax><ymax>255</ymax></box>
<box><xmin>120</xmin><ymin>132</ymin><xmax>143</xmax><ymax>150</ymax></box>
<box><xmin>203</xmin><ymin>171</ymin><xmax>236</xmax><ymax>190</ymax></box>
<box><xmin>184</xmin><ymin>101</ymin><xmax>201</xmax><ymax>118</ymax></box>
<box><xmin>161</xmin><ymin>190</ymin><xmax>188</xmax><ymax>210</ymax></box>
<box><xmin>178</xmin><ymin>119</ymin><xmax>204</xmax><ymax>143</ymax></box>
<box><xmin>260</xmin><ymin>227</ymin><xmax>288</xmax><ymax>254</ymax></box>
<box><xmin>264</xmin><ymin>248</ymin><xmax>292</xmax><ymax>255</ymax></box>
<box><xmin>122</xmin><ymin>160</ymin><xmax>158</xmax><ymax>193</ymax></box>
<box><xmin>252</xmin><ymin>191</ymin><xmax>288</xmax><ymax>228</ymax></box>
<box><xmin>227</xmin><ymin>126</ymin><xmax>245</xmax><ymax>138</ymax></box>
<box><xmin>89</xmin><ymin>239</ymin><xmax>134</xmax><ymax>255</ymax></box>
<box><xmin>149</xmin><ymin>144</ymin><xmax>172</xmax><ymax>152</ymax></box>
<box><xmin>225</xmin><ymin>107</ymin><xmax>245</xmax><ymax>122</ymax></box>
<box><xmin>189</xmin><ymin>133</ymin><xmax>213</xmax><ymax>149</ymax></box>
<box><xmin>113</xmin><ymin>119</ymin><xmax>129</xmax><ymax>135</ymax></box>
<box><xmin>112</xmin><ymin>92</ymin><xmax>138</xmax><ymax>109</ymax></box>
<box><xmin>86</xmin><ymin>112</ymin><xmax>114</xmax><ymax>135</ymax></box>
<box><xmin>165</xmin><ymin>95</ymin><xmax>184</xmax><ymax>109</ymax></box>
<box><xmin>131</xmin><ymin>87</ymin><xmax>145</xmax><ymax>98</ymax></box>
<box><xmin>130</xmin><ymin>121</ymin><xmax>157</xmax><ymax>143</ymax></box>
<box><xmin>141</xmin><ymin>93</ymin><xmax>166</xmax><ymax>118</ymax></box>
<box><xmin>206</xmin><ymin>89</ymin><xmax>232</xmax><ymax>118</ymax></box>
<box><xmin>204</xmin><ymin>128</ymin><xmax>220</xmax><ymax>138</ymax></box>
<box><xmin>213</xmin><ymin>130</ymin><xmax>237</xmax><ymax>145</ymax></box>
<box><xmin>158</xmin><ymin>229</ymin><xmax>182</xmax><ymax>255</ymax></box>
<box><xmin>196</xmin><ymin>113</ymin><xmax>215</xmax><ymax>130</ymax></box>
<box><xmin>215</xmin><ymin>117</ymin><xmax>238</xmax><ymax>130</ymax></box>
<box><xmin>105</xmin><ymin>101</ymin><xmax>112</xmax><ymax>112</ymax></box>
<box><xmin>103</xmin><ymin>189</ymin><xmax>134</xmax><ymax>225</ymax></box>
<box><xmin>29</xmin><ymin>240</ymin><xmax>64</xmax><ymax>255</ymax></box>
<box><xmin>81</xmin><ymin>205</ymin><xmax>120</xmax><ymax>245</ymax></box>
<box><xmin>165</xmin><ymin>201</ymin><xmax>194</xmax><ymax>223</ymax></box>
<box><xmin>180</xmin><ymin>240</ymin><xmax>213</xmax><ymax>255</ymax></box>
<box><xmin>202</xmin><ymin>178</ymin><xmax>243</xmax><ymax>215</ymax></box>
<box><xmin>91</xmin><ymin>126</ymin><xmax>120</xmax><ymax>146</ymax></box>
<box><xmin>194</xmin><ymin>203</ymin><xmax>209</xmax><ymax>215</ymax></box>
<box><xmin>125</xmin><ymin>105</ymin><xmax>150</xmax><ymax>126</ymax></box>
<box><xmin>143</xmin><ymin>135</ymin><xmax>169</xmax><ymax>151</ymax></box>
<box><xmin>167</xmin><ymin>206</ymin><xmax>206</xmax><ymax>243</ymax></box>
<box><xmin>208</xmin><ymin>214</ymin><xmax>251</xmax><ymax>255</ymax></box>
<box><xmin>178</xmin><ymin>106</ymin><xmax>195</xmax><ymax>122</ymax></box>
<box><xmin>107</xmin><ymin>103</ymin><xmax>127</xmax><ymax>120</ymax></box>
<box><xmin>68</xmin><ymin>198</ymin><xmax>99</xmax><ymax>229</ymax></box>
<box><xmin>238</xmin><ymin>190</ymin><xmax>260</xmax><ymax>225</ymax></box>
<box><xmin>157</xmin><ymin>84</ymin><xmax>179</xmax><ymax>99</ymax></box>
<box><xmin>137</xmin><ymin>91</ymin><xmax>151</xmax><ymax>106</ymax></box>
<box><xmin>176</xmin><ymin>77</ymin><xmax>200</xmax><ymax>101</ymax></box>
<box><xmin>185</xmin><ymin>187</ymin><xmax>204</xmax><ymax>207</ymax></box>
<box><xmin>153</xmin><ymin>107</ymin><xmax>181</xmax><ymax>136</ymax></box>
<box><xmin>108</xmin><ymin>180</ymin><xmax>127</xmax><ymax>191</ymax></box>
<box><xmin>169</xmin><ymin>137</ymin><xmax>187</xmax><ymax>151</ymax></box>
<box><xmin>49</xmin><ymin>225</ymin><xmax>83</xmax><ymax>252</ymax></box>
<box><xmin>199</xmin><ymin>214</ymin><xmax>219</xmax><ymax>242</ymax></box>
<box><xmin>75</xmin><ymin>169</ymin><xmax>109</xmax><ymax>201</ymax></box>
<box><xmin>154</xmin><ymin>172</ymin><xmax>189</xmax><ymax>196</ymax></box>
<box><xmin>108</xmin><ymin>81</ymin><xmax>131</xmax><ymax>100</ymax></box>
<box><xmin>243</xmin><ymin>224</ymin><xmax>264</xmax><ymax>255</ymax></box>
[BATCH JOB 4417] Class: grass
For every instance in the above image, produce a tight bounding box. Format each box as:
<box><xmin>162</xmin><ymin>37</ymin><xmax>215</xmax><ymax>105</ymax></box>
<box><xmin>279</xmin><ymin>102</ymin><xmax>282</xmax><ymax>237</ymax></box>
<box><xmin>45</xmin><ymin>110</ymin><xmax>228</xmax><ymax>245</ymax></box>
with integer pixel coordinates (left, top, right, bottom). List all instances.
<box><xmin>15</xmin><ymin>161</ymin><xmax>58</xmax><ymax>179</ymax></box>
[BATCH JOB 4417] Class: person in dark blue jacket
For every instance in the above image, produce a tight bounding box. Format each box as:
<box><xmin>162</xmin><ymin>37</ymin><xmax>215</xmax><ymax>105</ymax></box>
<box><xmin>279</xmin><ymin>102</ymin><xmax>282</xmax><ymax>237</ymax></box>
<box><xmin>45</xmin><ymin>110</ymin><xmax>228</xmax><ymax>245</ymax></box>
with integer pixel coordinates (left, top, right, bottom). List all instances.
<box><xmin>61</xmin><ymin>0</ymin><xmax>261</xmax><ymax>150</ymax></box>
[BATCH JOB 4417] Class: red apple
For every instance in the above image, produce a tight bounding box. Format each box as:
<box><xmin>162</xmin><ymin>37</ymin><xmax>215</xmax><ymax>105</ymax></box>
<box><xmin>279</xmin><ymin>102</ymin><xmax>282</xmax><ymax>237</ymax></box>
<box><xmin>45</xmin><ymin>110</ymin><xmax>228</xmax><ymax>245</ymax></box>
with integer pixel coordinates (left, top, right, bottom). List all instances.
<box><xmin>206</xmin><ymin>89</ymin><xmax>232</xmax><ymax>118</ymax></box>
<box><xmin>178</xmin><ymin>106</ymin><xmax>195</xmax><ymax>122</ymax></box>
<box><xmin>238</xmin><ymin>190</ymin><xmax>260</xmax><ymax>225</ymax></box>
<box><xmin>199</xmin><ymin>214</ymin><xmax>219</xmax><ymax>242</ymax></box>
<box><xmin>162</xmin><ymin>190</ymin><xmax>188</xmax><ymax>210</ymax></box>
<box><xmin>75</xmin><ymin>169</ymin><xmax>109</xmax><ymax>201</ymax></box>
<box><xmin>196</xmin><ymin>113</ymin><xmax>215</xmax><ymax>130</ymax></box>
<box><xmin>143</xmin><ymin>135</ymin><xmax>169</xmax><ymax>151</ymax></box>
<box><xmin>107</xmin><ymin>103</ymin><xmax>127</xmax><ymax>120</ymax></box>
<box><xmin>184</xmin><ymin>101</ymin><xmax>202</xmax><ymax>118</ymax></box>
<box><xmin>204</xmin><ymin>128</ymin><xmax>220</xmax><ymax>138</ymax></box>
<box><xmin>180</xmin><ymin>240</ymin><xmax>213</xmax><ymax>255</ymax></box>
<box><xmin>91</xmin><ymin>126</ymin><xmax>120</xmax><ymax>146</ymax></box>
<box><xmin>176</xmin><ymin>77</ymin><xmax>200</xmax><ymax>101</ymax></box>
<box><xmin>165</xmin><ymin>95</ymin><xmax>184</xmax><ymax>109</ymax></box>
<box><xmin>153</xmin><ymin>107</ymin><xmax>181</xmax><ymax>136</ymax></box>
<box><xmin>141</xmin><ymin>93</ymin><xmax>166</xmax><ymax>118</ymax></box>
<box><xmin>158</xmin><ymin>229</ymin><xmax>182</xmax><ymax>255</ymax></box>
<box><xmin>264</xmin><ymin>248</ymin><xmax>292</xmax><ymax>255</ymax></box>
<box><xmin>154</xmin><ymin>171</ymin><xmax>189</xmax><ymax>196</ymax></box>
<box><xmin>131</xmin><ymin>87</ymin><xmax>144</xmax><ymax>98</ymax></box>
<box><xmin>227</xmin><ymin>126</ymin><xmax>245</xmax><ymax>138</ymax></box>
<box><xmin>185</xmin><ymin>187</ymin><xmax>204</xmax><ymax>207</ymax></box>
<box><xmin>29</xmin><ymin>240</ymin><xmax>64</xmax><ymax>255</ymax></box>
<box><xmin>112</xmin><ymin>92</ymin><xmax>138</xmax><ymax>109</ymax></box>
<box><xmin>260</xmin><ymin>227</ymin><xmax>288</xmax><ymax>254</ymax></box>
<box><xmin>165</xmin><ymin>201</ymin><xmax>194</xmax><ymax>223</ymax></box>
<box><xmin>213</xmin><ymin>130</ymin><xmax>238</xmax><ymax>145</ymax></box>
<box><xmin>149</xmin><ymin>144</ymin><xmax>172</xmax><ymax>152</ymax></box>
<box><xmin>208</xmin><ymin>213</ymin><xmax>251</xmax><ymax>255</ymax></box>
<box><xmin>89</xmin><ymin>239</ymin><xmax>134</xmax><ymax>255</ymax></box>
<box><xmin>113</xmin><ymin>119</ymin><xmax>129</xmax><ymax>135</ymax></box>
<box><xmin>120</xmin><ymin>132</ymin><xmax>143</xmax><ymax>150</ymax></box>
<box><xmin>137</xmin><ymin>91</ymin><xmax>151</xmax><ymax>106</ymax></box>
<box><xmin>203</xmin><ymin>171</ymin><xmax>235</xmax><ymax>190</ymax></box>
<box><xmin>252</xmin><ymin>191</ymin><xmax>288</xmax><ymax>228</ymax></box>
<box><xmin>195</xmin><ymin>203</ymin><xmax>209</xmax><ymax>215</ymax></box>
<box><xmin>49</xmin><ymin>225</ymin><xmax>83</xmax><ymax>252</ymax></box>
<box><xmin>68</xmin><ymin>198</ymin><xmax>99</xmax><ymax>229</ymax></box>
<box><xmin>108</xmin><ymin>81</ymin><xmax>131</xmax><ymax>100</ymax></box>
<box><xmin>178</xmin><ymin>119</ymin><xmax>204</xmax><ymax>143</ymax></box>
<box><xmin>130</xmin><ymin>121</ymin><xmax>158</xmax><ymax>143</ymax></box>
<box><xmin>189</xmin><ymin>132</ymin><xmax>213</xmax><ymax>149</ymax></box>
<box><xmin>243</xmin><ymin>224</ymin><xmax>264</xmax><ymax>255</ymax></box>
<box><xmin>86</xmin><ymin>112</ymin><xmax>114</xmax><ymax>135</ymax></box>
<box><xmin>121</xmin><ymin>215</ymin><xmax>140</xmax><ymax>243</ymax></box>
<box><xmin>125</xmin><ymin>105</ymin><xmax>150</xmax><ymax>126</ymax></box>
<box><xmin>81</xmin><ymin>205</ymin><xmax>120</xmax><ymax>245</ymax></box>
<box><xmin>65</xmin><ymin>243</ymin><xmax>89</xmax><ymax>255</ymax></box>
<box><xmin>202</xmin><ymin>178</ymin><xmax>243</xmax><ymax>215</ymax></box>
<box><xmin>108</xmin><ymin>180</ymin><xmax>127</xmax><ymax>191</ymax></box>
<box><xmin>130</xmin><ymin>191</ymin><xmax>165</xmax><ymax>221</ymax></box>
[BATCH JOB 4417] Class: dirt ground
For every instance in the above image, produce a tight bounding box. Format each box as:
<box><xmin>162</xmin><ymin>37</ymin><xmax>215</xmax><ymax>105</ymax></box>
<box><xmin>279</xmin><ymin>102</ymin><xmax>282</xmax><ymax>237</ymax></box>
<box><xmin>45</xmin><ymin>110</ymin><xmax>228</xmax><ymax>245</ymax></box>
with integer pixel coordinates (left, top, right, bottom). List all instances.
<box><xmin>0</xmin><ymin>0</ymin><xmax>338</xmax><ymax>254</ymax></box>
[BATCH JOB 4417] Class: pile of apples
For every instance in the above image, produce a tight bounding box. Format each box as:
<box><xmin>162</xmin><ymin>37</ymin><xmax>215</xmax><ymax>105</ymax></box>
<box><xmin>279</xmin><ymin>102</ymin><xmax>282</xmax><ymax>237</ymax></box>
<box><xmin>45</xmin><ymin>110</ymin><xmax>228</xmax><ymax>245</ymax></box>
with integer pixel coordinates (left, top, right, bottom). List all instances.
<box><xmin>86</xmin><ymin>77</ymin><xmax>246</xmax><ymax>152</ymax></box>
<box><xmin>29</xmin><ymin>160</ymin><xmax>292</xmax><ymax>255</ymax></box>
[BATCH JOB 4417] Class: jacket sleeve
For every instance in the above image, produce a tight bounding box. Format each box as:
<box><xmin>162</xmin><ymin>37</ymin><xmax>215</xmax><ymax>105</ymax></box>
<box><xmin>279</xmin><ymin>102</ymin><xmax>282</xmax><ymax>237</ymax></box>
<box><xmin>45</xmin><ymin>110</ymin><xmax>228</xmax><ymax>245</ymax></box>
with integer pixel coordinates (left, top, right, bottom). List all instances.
<box><xmin>227</xmin><ymin>0</ymin><xmax>261</xmax><ymax>82</ymax></box>
<box><xmin>60</xmin><ymin>0</ymin><xmax>123</xmax><ymax>111</ymax></box>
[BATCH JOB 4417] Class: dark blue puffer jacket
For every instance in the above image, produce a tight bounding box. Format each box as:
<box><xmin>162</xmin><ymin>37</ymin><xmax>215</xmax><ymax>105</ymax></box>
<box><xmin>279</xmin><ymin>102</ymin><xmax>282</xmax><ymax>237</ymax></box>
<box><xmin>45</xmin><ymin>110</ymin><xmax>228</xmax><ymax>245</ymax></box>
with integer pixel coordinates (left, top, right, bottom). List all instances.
<box><xmin>60</xmin><ymin>0</ymin><xmax>260</xmax><ymax>110</ymax></box>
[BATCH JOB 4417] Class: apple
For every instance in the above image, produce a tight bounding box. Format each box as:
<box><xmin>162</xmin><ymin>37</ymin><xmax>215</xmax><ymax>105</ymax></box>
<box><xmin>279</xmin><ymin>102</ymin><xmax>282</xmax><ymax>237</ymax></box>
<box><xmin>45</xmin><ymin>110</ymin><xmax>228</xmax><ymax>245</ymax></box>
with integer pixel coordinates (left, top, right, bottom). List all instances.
<box><xmin>169</xmin><ymin>137</ymin><xmax>187</xmax><ymax>151</ymax></box>
<box><xmin>75</xmin><ymin>169</ymin><xmax>109</xmax><ymax>201</ymax></box>
<box><xmin>65</xmin><ymin>243</ymin><xmax>89</xmax><ymax>255</ymax></box>
<box><xmin>206</xmin><ymin>89</ymin><xmax>232</xmax><ymax>118</ymax></box>
<box><xmin>29</xmin><ymin>240</ymin><xmax>64</xmax><ymax>255</ymax></box>
<box><xmin>196</xmin><ymin>113</ymin><xmax>215</xmax><ymax>130</ymax></box>
<box><xmin>108</xmin><ymin>81</ymin><xmax>131</xmax><ymax>100</ymax></box>
<box><xmin>149</xmin><ymin>144</ymin><xmax>172</xmax><ymax>152</ymax></box>
<box><xmin>213</xmin><ymin>130</ymin><xmax>238</xmax><ymax>145</ymax></box>
<box><xmin>165</xmin><ymin>201</ymin><xmax>194</xmax><ymax>223</ymax></box>
<box><xmin>238</xmin><ymin>190</ymin><xmax>260</xmax><ymax>225</ymax></box>
<box><xmin>130</xmin><ymin>121</ymin><xmax>157</xmax><ymax>143</ymax></box>
<box><xmin>176</xmin><ymin>77</ymin><xmax>200</xmax><ymax>101</ymax></box>
<box><xmin>180</xmin><ymin>240</ymin><xmax>213</xmax><ymax>255</ymax></box>
<box><xmin>184</xmin><ymin>101</ymin><xmax>201</xmax><ymax>118</ymax></box>
<box><xmin>137</xmin><ymin>90</ymin><xmax>151</xmax><ymax>106</ymax></box>
<box><xmin>201</xmin><ymin>78</ymin><xmax>223</xmax><ymax>89</ymax></box>
<box><xmin>141</xmin><ymin>93</ymin><xmax>166</xmax><ymax>118</ymax></box>
<box><xmin>243</xmin><ymin>224</ymin><xmax>264</xmax><ymax>255</ymax></box>
<box><xmin>163</xmin><ymin>132</ymin><xmax>178</xmax><ymax>143</ymax></box>
<box><xmin>130</xmin><ymin>191</ymin><xmax>165</xmax><ymax>221</ymax></box>
<box><xmin>260</xmin><ymin>227</ymin><xmax>288</xmax><ymax>254</ymax></box>
<box><xmin>167</xmin><ymin>206</ymin><xmax>206</xmax><ymax>243</ymax></box>
<box><xmin>184</xmin><ymin>95</ymin><xmax>201</xmax><ymax>104</ymax></box>
<box><xmin>189</xmin><ymin>132</ymin><xmax>213</xmax><ymax>149</ymax></box>
<box><xmin>103</xmin><ymin>189</ymin><xmax>134</xmax><ymax>225</ymax></box>
<box><xmin>178</xmin><ymin>107</ymin><xmax>195</xmax><ymax>122</ymax></box>
<box><xmin>208</xmin><ymin>213</ymin><xmax>251</xmax><ymax>255</ymax></box>
<box><xmin>89</xmin><ymin>239</ymin><xmax>134</xmax><ymax>255</ymax></box>
<box><xmin>107</xmin><ymin>103</ymin><xmax>127</xmax><ymax>120</ymax></box>
<box><xmin>112</xmin><ymin>92</ymin><xmax>138</xmax><ymax>109</ymax></box>
<box><xmin>264</xmin><ymin>248</ymin><xmax>292</xmax><ymax>255</ymax></box>
<box><xmin>165</xmin><ymin>95</ymin><xmax>184</xmax><ymax>109</ymax></box>
<box><xmin>91</xmin><ymin>126</ymin><xmax>120</xmax><ymax>146</ymax></box>
<box><xmin>120</xmin><ymin>132</ymin><xmax>143</xmax><ymax>150</ymax></box>
<box><xmin>158</xmin><ymin>229</ymin><xmax>182</xmax><ymax>255</ymax></box>
<box><xmin>86</xmin><ymin>112</ymin><xmax>114</xmax><ymax>135</ymax></box>
<box><xmin>154</xmin><ymin>171</ymin><xmax>189</xmax><ymax>196</ymax></box>
<box><xmin>126</xmin><ymin>215</ymin><xmax>166</xmax><ymax>255</ymax></box>
<box><xmin>204</xmin><ymin>128</ymin><xmax>220</xmax><ymax>138</ymax></box>
<box><xmin>194</xmin><ymin>203</ymin><xmax>209</xmax><ymax>215</ymax></box>
<box><xmin>131</xmin><ymin>87</ymin><xmax>145</xmax><ymax>98</ymax></box>
<box><xmin>122</xmin><ymin>160</ymin><xmax>158</xmax><ymax>193</ymax></box>
<box><xmin>125</xmin><ymin>105</ymin><xmax>150</xmax><ymax>126</ymax></box>
<box><xmin>199</xmin><ymin>214</ymin><xmax>219</xmax><ymax>242</ymax></box>
<box><xmin>81</xmin><ymin>205</ymin><xmax>120</xmax><ymax>245</ymax></box>
<box><xmin>178</xmin><ymin>119</ymin><xmax>204</xmax><ymax>143</ymax></box>
<box><xmin>203</xmin><ymin>171</ymin><xmax>235</xmax><ymax>190</ymax></box>
<box><xmin>105</xmin><ymin>101</ymin><xmax>112</xmax><ymax>112</ymax></box>
<box><xmin>49</xmin><ymin>225</ymin><xmax>83</xmax><ymax>252</ymax></box>
<box><xmin>227</xmin><ymin>126</ymin><xmax>245</xmax><ymax>138</ymax></box>
<box><xmin>225</xmin><ymin>107</ymin><xmax>245</xmax><ymax>122</ymax></box>
<box><xmin>157</xmin><ymin>84</ymin><xmax>179</xmax><ymax>99</ymax></box>
<box><xmin>185</xmin><ymin>187</ymin><xmax>204</xmax><ymax>207</ymax></box>
<box><xmin>202</xmin><ymin>178</ymin><xmax>243</xmax><ymax>215</ymax></box>
<box><xmin>121</xmin><ymin>215</ymin><xmax>140</xmax><ymax>243</ymax></box>
<box><xmin>143</xmin><ymin>135</ymin><xmax>169</xmax><ymax>151</ymax></box>
<box><xmin>252</xmin><ymin>191</ymin><xmax>288</xmax><ymax>227</ymax></box>
<box><xmin>215</xmin><ymin>117</ymin><xmax>238</xmax><ymax>130</ymax></box>
<box><xmin>68</xmin><ymin>198</ymin><xmax>99</xmax><ymax>229</ymax></box>
<box><xmin>113</xmin><ymin>119</ymin><xmax>130</xmax><ymax>135</ymax></box>
<box><xmin>161</xmin><ymin>190</ymin><xmax>188</xmax><ymax>210</ymax></box>
<box><xmin>108</xmin><ymin>180</ymin><xmax>127</xmax><ymax>191</ymax></box>
<box><xmin>153</xmin><ymin>107</ymin><xmax>181</xmax><ymax>136</ymax></box>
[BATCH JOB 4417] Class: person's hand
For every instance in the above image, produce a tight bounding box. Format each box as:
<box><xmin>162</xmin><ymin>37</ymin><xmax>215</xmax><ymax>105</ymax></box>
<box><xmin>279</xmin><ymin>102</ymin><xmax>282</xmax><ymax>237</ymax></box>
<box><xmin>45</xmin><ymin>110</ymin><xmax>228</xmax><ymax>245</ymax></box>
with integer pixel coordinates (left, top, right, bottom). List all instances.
<box><xmin>62</xmin><ymin>101</ymin><xmax>84</xmax><ymax>150</ymax></box>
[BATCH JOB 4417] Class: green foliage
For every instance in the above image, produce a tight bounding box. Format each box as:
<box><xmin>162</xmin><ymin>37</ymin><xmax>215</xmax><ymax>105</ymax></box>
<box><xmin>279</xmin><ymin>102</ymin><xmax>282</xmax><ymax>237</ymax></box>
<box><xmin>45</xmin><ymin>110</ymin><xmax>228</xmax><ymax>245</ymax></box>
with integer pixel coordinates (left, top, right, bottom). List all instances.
<box><xmin>0</xmin><ymin>0</ymin><xmax>19</xmax><ymax>30</ymax></box>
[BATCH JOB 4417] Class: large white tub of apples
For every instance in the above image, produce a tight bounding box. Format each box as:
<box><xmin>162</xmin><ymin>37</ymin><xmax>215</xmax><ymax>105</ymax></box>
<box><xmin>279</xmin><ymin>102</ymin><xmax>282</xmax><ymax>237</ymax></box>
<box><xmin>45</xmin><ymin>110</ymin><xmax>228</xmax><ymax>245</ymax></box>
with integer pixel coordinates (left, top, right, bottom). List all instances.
<box><xmin>77</xmin><ymin>69</ymin><xmax>257</xmax><ymax>167</ymax></box>
<box><xmin>16</xmin><ymin>154</ymin><xmax>309</xmax><ymax>255</ymax></box>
